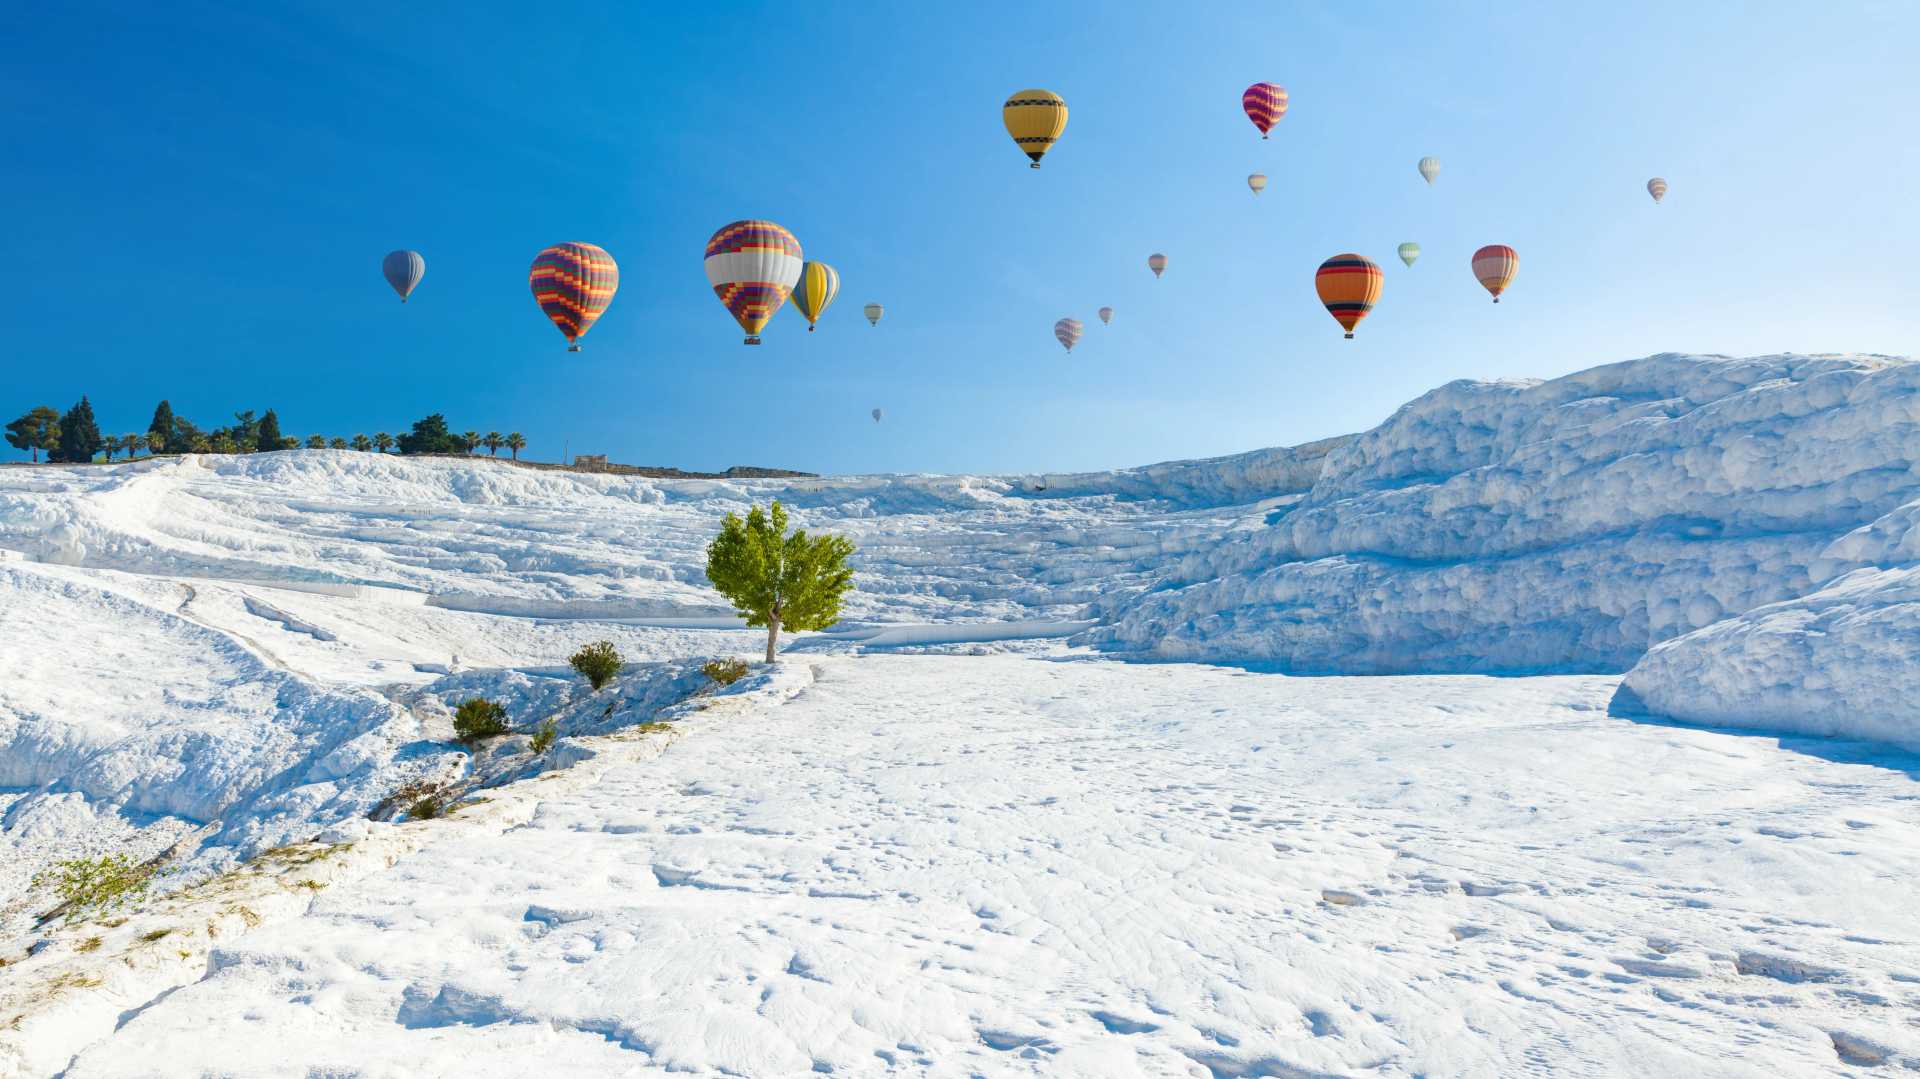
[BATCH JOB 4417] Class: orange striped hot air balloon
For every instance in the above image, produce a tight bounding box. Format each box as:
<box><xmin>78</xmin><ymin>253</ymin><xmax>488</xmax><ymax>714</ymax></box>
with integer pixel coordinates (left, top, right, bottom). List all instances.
<box><xmin>529</xmin><ymin>243</ymin><xmax>619</xmax><ymax>351</ymax></box>
<box><xmin>1242</xmin><ymin>82</ymin><xmax>1287</xmax><ymax>139</ymax></box>
<box><xmin>1314</xmin><ymin>254</ymin><xmax>1383</xmax><ymax>339</ymax></box>
<box><xmin>1054</xmin><ymin>318</ymin><xmax>1083</xmax><ymax>353</ymax></box>
<box><xmin>1471</xmin><ymin>244</ymin><xmax>1519</xmax><ymax>303</ymax></box>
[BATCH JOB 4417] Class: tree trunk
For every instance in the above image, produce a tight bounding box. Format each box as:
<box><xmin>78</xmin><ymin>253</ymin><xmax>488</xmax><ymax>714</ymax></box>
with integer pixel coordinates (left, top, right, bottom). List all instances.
<box><xmin>764</xmin><ymin>614</ymin><xmax>781</xmax><ymax>664</ymax></box>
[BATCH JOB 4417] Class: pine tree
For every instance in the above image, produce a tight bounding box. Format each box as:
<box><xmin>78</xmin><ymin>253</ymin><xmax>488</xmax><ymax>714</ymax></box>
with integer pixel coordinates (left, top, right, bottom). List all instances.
<box><xmin>397</xmin><ymin>413</ymin><xmax>465</xmax><ymax>455</ymax></box>
<box><xmin>506</xmin><ymin>433</ymin><xmax>525</xmax><ymax>460</ymax></box>
<box><xmin>54</xmin><ymin>397</ymin><xmax>103</xmax><ymax>463</ymax></box>
<box><xmin>6</xmin><ymin>406</ymin><xmax>61</xmax><ymax>462</ymax></box>
<box><xmin>704</xmin><ymin>501</ymin><xmax>856</xmax><ymax>663</ymax></box>
<box><xmin>255</xmin><ymin>409</ymin><xmax>283</xmax><ymax>452</ymax></box>
<box><xmin>148</xmin><ymin>401</ymin><xmax>177</xmax><ymax>454</ymax></box>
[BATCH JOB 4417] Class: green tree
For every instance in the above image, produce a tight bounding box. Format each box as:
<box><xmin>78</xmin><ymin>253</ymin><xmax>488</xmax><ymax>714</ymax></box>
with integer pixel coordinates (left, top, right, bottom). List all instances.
<box><xmin>705</xmin><ymin>501</ymin><xmax>855</xmax><ymax>664</ymax></box>
<box><xmin>101</xmin><ymin>438</ymin><xmax>118</xmax><ymax>462</ymax></box>
<box><xmin>255</xmin><ymin>409</ymin><xmax>283</xmax><ymax>451</ymax></box>
<box><xmin>53</xmin><ymin>396</ymin><xmax>103</xmax><ymax>463</ymax></box>
<box><xmin>329</xmin><ymin>436</ymin><xmax>348</xmax><ymax>450</ymax></box>
<box><xmin>146</xmin><ymin>430</ymin><xmax>165</xmax><ymax>456</ymax></box>
<box><xmin>462</xmin><ymin>430</ymin><xmax>480</xmax><ymax>454</ymax></box>
<box><xmin>374</xmin><ymin>432</ymin><xmax>393</xmax><ymax>453</ymax></box>
<box><xmin>121</xmin><ymin>433</ymin><xmax>142</xmax><ymax>459</ymax></box>
<box><xmin>569</xmin><ymin>640</ymin><xmax>624</xmax><ymax>690</ymax></box>
<box><xmin>306</xmin><ymin>434</ymin><xmax>326</xmax><ymax>449</ymax></box>
<box><xmin>228</xmin><ymin>410</ymin><xmax>260</xmax><ymax>451</ymax></box>
<box><xmin>210</xmin><ymin>432</ymin><xmax>237</xmax><ymax>454</ymax></box>
<box><xmin>506</xmin><ymin>432</ymin><xmax>526</xmax><ymax>460</ymax></box>
<box><xmin>147</xmin><ymin>400</ymin><xmax>178</xmax><ymax>453</ymax></box>
<box><xmin>482</xmin><ymin>431</ymin><xmax>502</xmax><ymax>456</ymax></box>
<box><xmin>350</xmin><ymin>434</ymin><xmax>371</xmax><ymax>452</ymax></box>
<box><xmin>397</xmin><ymin>413</ymin><xmax>466</xmax><ymax>455</ymax></box>
<box><xmin>171</xmin><ymin>416</ymin><xmax>204</xmax><ymax>454</ymax></box>
<box><xmin>189</xmin><ymin>433</ymin><xmax>212</xmax><ymax>453</ymax></box>
<box><xmin>5</xmin><ymin>406</ymin><xmax>60</xmax><ymax>462</ymax></box>
<box><xmin>452</xmin><ymin>698</ymin><xmax>509</xmax><ymax>743</ymax></box>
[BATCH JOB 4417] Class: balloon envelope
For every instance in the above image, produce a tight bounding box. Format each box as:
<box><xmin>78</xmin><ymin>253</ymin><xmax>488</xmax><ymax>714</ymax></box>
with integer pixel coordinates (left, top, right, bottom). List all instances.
<box><xmin>1418</xmin><ymin>157</ymin><xmax>1440</xmax><ymax>184</ymax></box>
<box><xmin>1003</xmin><ymin>89</ymin><xmax>1068</xmax><ymax>168</ymax></box>
<box><xmin>1397</xmin><ymin>242</ymin><xmax>1421</xmax><ymax>267</ymax></box>
<box><xmin>790</xmin><ymin>261</ymin><xmax>840</xmax><ymax>331</ymax></box>
<box><xmin>1247</xmin><ymin>173</ymin><xmax>1268</xmax><ymax>195</ymax></box>
<box><xmin>704</xmin><ymin>220</ymin><xmax>804</xmax><ymax>344</ymax></box>
<box><xmin>1097</xmin><ymin>306</ymin><xmax>1113</xmax><ymax>325</ymax></box>
<box><xmin>1242</xmin><ymin>82</ymin><xmax>1287</xmax><ymax>138</ymax></box>
<box><xmin>1471</xmin><ymin>245</ymin><xmax>1519</xmax><ymax>302</ymax></box>
<box><xmin>863</xmin><ymin>303</ymin><xmax>883</xmax><ymax>326</ymax></box>
<box><xmin>1314</xmin><ymin>254</ymin><xmax>1383</xmax><ymax>339</ymax></box>
<box><xmin>1054</xmin><ymin>318</ymin><xmax>1083</xmax><ymax>352</ymax></box>
<box><xmin>1147</xmin><ymin>253</ymin><xmax>1167</xmax><ymax>278</ymax></box>
<box><xmin>529</xmin><ymin>243</ymin><xmax>619</xmax><ymax>350</ymax></box>
<box><xmin>382</xmin><ymin>250</ymin><xmax>424</xmax><ymax>302</ymax></box>
<box><xmin>1647</xmin><ymin>177</ymin><xmax>1668</xmax><ymax>203</ymax></box>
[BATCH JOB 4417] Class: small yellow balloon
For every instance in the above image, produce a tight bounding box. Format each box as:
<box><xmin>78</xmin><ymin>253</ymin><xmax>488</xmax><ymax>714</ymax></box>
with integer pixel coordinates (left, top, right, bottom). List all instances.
<box><xmin>1003</xmin><ymin>89</ymin><xmax>1068</xmax><ymax>168</ymax></box>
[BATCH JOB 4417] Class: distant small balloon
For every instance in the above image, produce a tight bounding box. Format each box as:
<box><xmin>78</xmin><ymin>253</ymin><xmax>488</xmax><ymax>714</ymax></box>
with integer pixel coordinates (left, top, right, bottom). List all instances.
<box><xmin>1147</xmin><ymin>253</ymin><xmax>1167</xmax><ymax>278</ymax></box>
<box><xmin>1471</xmin><ymin>244</ymin><xmax>1519</xmax><ymax>303</ymax></box>
<box><xmin>1397</xmin><ymin>242</ymin><xmax>1420</xmax><ymax>268</ymax></box>
<box><xmin>382</xmin><ymin>250</ymin><xmax>424</xmax><ymax>303</ymax></box>
<box><xmin>1418</xmin><ymin>157</ymin><xmax>1440</xmax><ymax>185</ymax></box>
<box><xmin>1097</xmin><ymin>306</ymin><xmax>1113</xmax><ymax>325</ymax></box>
<box><xmin>1647</xmin><ymin>177</ymin><xmax>1668</xmax><ymax>203</ymax></box>
<box><xmin>1054</xmin><ymin>318</ymin><xmax>1083</xmax><ymax>353</ymax></box>
<box><xmin>1247</xmin><ymin>172</ymin><xmax>1268</xmax><ymax>196</ymax></box>
<box><xmin>864</xmin><ymin>303</ymin><xmax>883</xmax><ymax>326</ymax></box>
<box><xmin>1242</xmin><ymin>82</ymin><xmax>1288</xmax><ymax>139</ymax></box>
<box><xmin>872</xmin><ymin>408</ymin><xmax>883</xmax><ymax>423</ymax></box>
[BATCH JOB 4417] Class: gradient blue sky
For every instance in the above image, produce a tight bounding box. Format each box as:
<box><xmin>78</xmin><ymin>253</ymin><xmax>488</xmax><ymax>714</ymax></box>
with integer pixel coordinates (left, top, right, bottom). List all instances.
<box><xmin>5</xmin><ymin>1</ymin><xmax>1916</xmax><ymax>475</ymax></box>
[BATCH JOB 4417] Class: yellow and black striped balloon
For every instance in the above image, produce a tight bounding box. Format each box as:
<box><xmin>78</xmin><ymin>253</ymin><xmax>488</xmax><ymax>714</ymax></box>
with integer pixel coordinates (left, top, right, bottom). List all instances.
<box><xmin>1003</xmin><ymin>89</ymin><xmax>1067</xmax><ymax>169</ymax></box>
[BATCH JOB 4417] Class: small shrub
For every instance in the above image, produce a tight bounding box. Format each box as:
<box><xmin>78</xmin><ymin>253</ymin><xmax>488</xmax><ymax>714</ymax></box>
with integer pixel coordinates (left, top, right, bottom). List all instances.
<box><xmin>452</xmin><ymin>697</ymin><xmax>508</xmax><ymax>743</ymax></box>
<box><xmin>569</xmin><ymin>640</ymin><xmax>624</xmax><ymax>690</ymax></box>
<box><xmin>529</xmin><ymin>718</ymin><xmax>559</xmax><ymax>754</ymax></box>
<box><xmin>702</xmin><ymin>658</ymin><xmax>749</xmax><ymax>686</ymax></box>
<box><xmin>407</xmin><ymin>795</ymin><xmax>444</xmax><ymax>820</ymax></box>
<box><xmin>32</xmin><ymin>854</ymin><xmax>152</xmax><ymax>924</ymax></box>
<box><xmin>77</xmin><ymin>936</ymin><xmax>102</xmax><ymax>953</ymax></box>
<box><xmin>138</xmin><ymin>928</ymin><xmax>172</xmax><ymax>943</ymax></box>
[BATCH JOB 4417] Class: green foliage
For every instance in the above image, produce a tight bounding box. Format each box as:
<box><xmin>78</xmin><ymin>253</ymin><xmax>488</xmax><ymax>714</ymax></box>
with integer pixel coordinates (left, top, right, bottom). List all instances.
<box><xmin>6</xmin><ymin>406</ymin><xmax>61</xmax><ymax>462</ymax></box>
<box><xmin>705</xmin><ymin>500</ymin><xmax>856</xmax><ymax>662</ymax></box>
<box><xmin>569</xmin><ymin>640</ymin><xmax>624</xmax><ymax>690</ymax></box>
<box><xmin>120</xmin><ymin>433</ymin><xmax>142</xmax><ymax>459</ymax></box>
<box><xmin>483</xmin><ymin>431</ymin><xmax>503</xmax><ymax>456</ymax></box>
<box><xmin>148</xmin><ymin>400</ymin><xmax>176</xmax><ymax>452</ymax></box>
<box><xmin>329</xmin><ymin>437</ymin><xmax>348</xmax><ymax>450</ymax></box>
<box><xmin>397</xmin><ymin>413</ymin><xmax>467</xmax><ymax>455</ymax></box>
<box><xmin>529</xmin><ymin>718</ymin><xmax>559</xmax><ymax>754</ymax></box>
<box><xmin>462</xmin><ymin>430</ymin><xmax>481</xmax><ymax>454</ymax></box>
<box><xmin>452</xmin><ymin>697</ymin><xmax>509</xmax><ymax>742</ymax></box>
<box><xmin>32</xmin><ymin>854</ymin><xmax>152</xmax><ymax>923</ymax></box>
<box><xmin>407</xmin><ymin>795</ymin><xmax>443</xmax><ymax>820</ymax></box>
<box><xmin>350</xmin><ymin>434</ymin><xmax>371</xmax><ymax>452</ymax></box>
<box><xmin>506</xmin><ymin>432</ymin><xmax>526</xmax><ymax>460</ymax></box>
<box><xmin>53</xmin><ymin>396</ymin><xmax>103</xmax><ymax>463</ymax></box>
<box><xmin>373</xmin><ymin>432</ymin><xmax>393</xmax><ymax>453</ymax></box>
<box><xmin>306</xmin><ymin>434</ymin><xmax>326</xmax><ymax>449</ymax></box>
<box><xmin>255</xmin><ymin>409</ymin><xmax>283</xmax><ymax>451</ymax></box>
<box><xmin>146</xmin><ymin>430</ymin><xmax>166</xmax><ymax>455</ymax></box>
<box><xmin>702</xmin><ymin>658</ymin><xmax>749</xmax><ymax>686</ymax></box>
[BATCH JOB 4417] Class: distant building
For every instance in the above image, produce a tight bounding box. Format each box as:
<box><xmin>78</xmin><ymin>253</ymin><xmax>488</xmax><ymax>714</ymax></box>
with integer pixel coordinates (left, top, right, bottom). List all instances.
<box><xmin>573</xmin><ymin>454</ymin><xmax>608</xmax><ymax>471</ymax></box>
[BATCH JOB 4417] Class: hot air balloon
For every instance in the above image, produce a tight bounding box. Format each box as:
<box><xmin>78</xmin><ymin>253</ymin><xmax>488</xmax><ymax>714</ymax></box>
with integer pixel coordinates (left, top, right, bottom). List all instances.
<box><xmin>1147</xmin><ymin>253</ymin><xmax>1167</xmax><ymax>278</ymax></box>
<box><xmin>871</xmin><ymin>408</ymin><xmax>883</xmax><ymax>423</ymax></box>
<box><xmin>1003</xmin><ymin>89</ymin><xmax>1068</xmax><ymax>168</ymax></box>
<box><xmin>1647</xmin><ymin>177</ymin><xmax>1668</xmax><ymax>203</ymax></box>
<box><xmin>529</xmin><ymin>242</ymin><xmax>619</xmax><ymax>351</ymax></box>
<box><xmin>1314</xmin><ymin>254</ymin><xmax>1383</xmax><ymax>339</ymax></box>
<box><xmin>1097</xmin><ymin>306</ymin><xmax>1113</xmax><ymax>325</ymax></box>
<box><xmin>864</xmin><ymin>303</ymin><xmax>883</xmax><ymax>326</ymax></box>
<box><xmin>1247</xmin><ymin>173</ymin><xmax>1268</xmax><ymax>196</ymax></box>
<box><xmin>1418</xmin><ymin>157</ymin><xmax>1440</xmax><ymax>185</ymax></box>
<box><xmin>790</xmin><ymin>261</ymin><xmax>840</xmax><ymax>332</ymax></box>
<box><xmin>1397</xmin><ymin>242</ymin><xmax>1421</xmax><ymax>268</ymax></box>
<box><xmin>1242</xmin><ymin>82</ymin><xmax>1288</xmax><ymax>139</ymax></box>
<box><xmin>703</xmin><ymin>220</ymin><xmax>804</xmax><ymax>344</ymax></box>
<box><xmin>382</xmin><ymin>250</ymin><xmax>424</xmax><ymax>303</ymax></box>
<box><xmin>1471</xmin><ymin>244</ymin><xmax>1519</xmax><ymax>303</ymax></box>
<box><xmin>1054</xmin><ymin>318</ymin><xmax>1083</xmax><ymax>352</ymax></box>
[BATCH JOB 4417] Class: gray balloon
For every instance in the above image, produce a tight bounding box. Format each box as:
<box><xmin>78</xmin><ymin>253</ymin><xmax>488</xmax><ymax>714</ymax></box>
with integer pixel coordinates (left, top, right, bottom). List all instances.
<box><xmin>871</xmin><ymin>408</ymin><xmax>883</xmax><ymax>422</ymax></box>
<box><xmin>383</xmin><ymin>250</ymin><xmax>425</xmax><ymax>302</ymax></box>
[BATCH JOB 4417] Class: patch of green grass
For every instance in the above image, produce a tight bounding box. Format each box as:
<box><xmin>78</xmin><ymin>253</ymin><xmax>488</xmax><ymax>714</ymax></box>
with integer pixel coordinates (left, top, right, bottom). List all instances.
<box><xmin>76</xmin><ymin>937</ymin><xmax>102</xmax><ymax>953</ymax></box>
<box><xmin>702</xmin><ymin>658</ymin><xmax>749</xmax><ymax>686</ymax></box>
<box><xmin>32</xmin><ymin>854</ymin><xmax>153</xmax><ymax>925</ymax></box>
<box><xmin>529</xmin><ymin>718</ymin><xmax>559</xmax><ymax>754</ymax></box>
<box><xmin>138</xmin><ymin>928</ymin><xmax>172</xmax><ymax>943</ymax></box>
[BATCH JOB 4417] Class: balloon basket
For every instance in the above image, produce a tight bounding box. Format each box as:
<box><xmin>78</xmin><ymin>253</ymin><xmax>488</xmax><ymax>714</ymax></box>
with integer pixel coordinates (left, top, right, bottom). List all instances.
<box><xmin>745</xmin><ymin>336</ymin><xmax>761</xmax><ymax>345</ymax></box>
<box><xmin>567</xmin><ymin>344</ymin><xmax>582</xmax><ymax>352</ymax></box>
<box><xmin>1344</xmin><ymin>333</ymin><xmax>1354</xmax><ymax>340</ymax></box>
<box><xmin>1029</xmin><ymin>162</ymin><xmax>1041</xmax><ymax>169</ymax></box>
<box><xmin>808</xmin><ymin>325</ymin><xmax>816</xmax><ymax>332</ymax></box>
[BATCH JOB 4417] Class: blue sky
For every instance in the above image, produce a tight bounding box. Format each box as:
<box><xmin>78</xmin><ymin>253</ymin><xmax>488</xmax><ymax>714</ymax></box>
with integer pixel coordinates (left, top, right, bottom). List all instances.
<box><xmin>4</xmin><ymin>1</ymin><xmax>1916</xmax><ymax>474</ymax></box>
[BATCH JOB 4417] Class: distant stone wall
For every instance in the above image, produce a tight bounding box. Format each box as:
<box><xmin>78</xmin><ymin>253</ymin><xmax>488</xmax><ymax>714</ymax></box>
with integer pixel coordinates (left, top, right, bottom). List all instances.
<box><xmin>411</xmin><ymin>452</ymin><xmax>815</xmax><ymax>480</ymax></box>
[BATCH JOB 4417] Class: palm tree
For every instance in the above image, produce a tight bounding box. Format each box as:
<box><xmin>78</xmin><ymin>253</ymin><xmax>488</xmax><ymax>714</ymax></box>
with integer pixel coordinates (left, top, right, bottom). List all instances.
<box><xmin>330</xmin><ymin>437</ymin><xmax>348</xmax><ymax>450</ymax></box>
<box><xmin>191</xmin><ymin>434</ymin><xmax>213</xmax><ymax>453</ymax></box>
<box><xmin>506</xmin><ymin>433</ymin><xmax>525</xmax><ymax>461</ymax></box>
<box><xmin>122</xmin><ymin>433</ymin><xmax>143</xmax><ymax>459</ymax></box>
<box><xmin>146</xmin><ymin>431</ymin><xmax>165</xmax><ymax>456</ymax></box>
<box><xmin>483</xmin><ymin>431</ymin><xmax>503</xmax><ymax>457</ymax></box>
<box><xmin>351</xmin><ymin>434</ymin><xmax>371</xmax><ymax>452</ymax></box>
<box><xmin>374</xmin><ymin>432</ymin><xmax>393</xmax><ymax>453</ymax></box>
<box><xmin>462</xmin><ymin>430</ymin><xmax>481</xmax><ymax>455</ymax></box>
<box><xmin>102</xmin><ymin>439</ymin><xmax>118</xmax><ymax>462</ymax></box>
<box><xmin>306</xmin><ymin>434</ymin><xmax>326</xmax><ymax>449</ymax></box>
